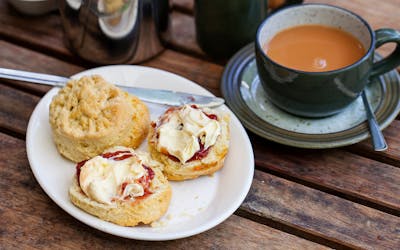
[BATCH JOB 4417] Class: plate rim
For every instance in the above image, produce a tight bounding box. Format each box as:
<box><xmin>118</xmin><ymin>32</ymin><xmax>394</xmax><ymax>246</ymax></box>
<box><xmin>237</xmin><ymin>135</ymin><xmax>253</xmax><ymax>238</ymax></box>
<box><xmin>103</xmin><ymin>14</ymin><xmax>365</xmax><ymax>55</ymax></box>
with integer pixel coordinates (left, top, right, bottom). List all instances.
<box><xmin>221</xmin><ymin>43</ymin><xmax>400</xmax><ymax>149</ymax></box>
<box><xmin>26</xmin><ymin>65</ymin><xmax>254</xmax><ymax>241</ymax></box>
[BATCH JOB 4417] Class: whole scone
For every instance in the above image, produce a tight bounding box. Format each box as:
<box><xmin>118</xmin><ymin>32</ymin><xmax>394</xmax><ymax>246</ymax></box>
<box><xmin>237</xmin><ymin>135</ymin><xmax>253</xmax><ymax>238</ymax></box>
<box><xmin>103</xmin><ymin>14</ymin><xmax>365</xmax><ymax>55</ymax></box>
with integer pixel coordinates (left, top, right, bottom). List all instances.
<box><xmin>49</xmin><ymin>75</ymin><xmax>150</xmax><ymax>162</ymax></box>
<box><xmin>69</xmin><ymin>146</ymin><xmax>171</xmax><ymax>226</ymax></box>
<box><xmin>148</xmin><ymin>105</ymin><xmax>230</xmax><ymax>181</ymax></box>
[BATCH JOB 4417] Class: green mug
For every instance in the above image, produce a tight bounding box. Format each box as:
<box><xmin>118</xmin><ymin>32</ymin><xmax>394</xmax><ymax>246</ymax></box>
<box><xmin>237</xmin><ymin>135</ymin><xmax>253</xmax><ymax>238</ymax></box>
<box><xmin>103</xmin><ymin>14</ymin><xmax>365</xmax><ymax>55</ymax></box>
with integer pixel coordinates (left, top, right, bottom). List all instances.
<box><xmin>255</xmin><ymin>4</ymin><xmax>400</xmax><ymax>117</ymax></box>
<box><xmin>195</xmin><ymin>0</ymin><xmax>302</xmax><ymax>59</ymax></box>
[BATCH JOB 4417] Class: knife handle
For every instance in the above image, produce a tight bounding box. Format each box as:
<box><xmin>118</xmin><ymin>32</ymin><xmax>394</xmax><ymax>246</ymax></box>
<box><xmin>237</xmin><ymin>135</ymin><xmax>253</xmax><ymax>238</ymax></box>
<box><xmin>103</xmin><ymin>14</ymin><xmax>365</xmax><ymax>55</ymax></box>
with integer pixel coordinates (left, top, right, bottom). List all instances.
<box><xmin>0</xmin><ymin>67</ymin><xmax>68</xmax><ymax>87</ymax></box>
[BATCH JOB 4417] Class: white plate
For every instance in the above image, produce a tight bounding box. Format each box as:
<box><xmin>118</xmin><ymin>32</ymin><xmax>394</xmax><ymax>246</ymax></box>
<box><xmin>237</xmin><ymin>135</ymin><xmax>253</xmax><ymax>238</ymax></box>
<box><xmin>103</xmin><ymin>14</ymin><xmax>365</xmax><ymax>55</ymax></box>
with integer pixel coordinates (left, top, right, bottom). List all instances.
<box><xmin>26</xmin><ymin>65</ymin><xmax>254</xmax><ymax>241</ymax></box>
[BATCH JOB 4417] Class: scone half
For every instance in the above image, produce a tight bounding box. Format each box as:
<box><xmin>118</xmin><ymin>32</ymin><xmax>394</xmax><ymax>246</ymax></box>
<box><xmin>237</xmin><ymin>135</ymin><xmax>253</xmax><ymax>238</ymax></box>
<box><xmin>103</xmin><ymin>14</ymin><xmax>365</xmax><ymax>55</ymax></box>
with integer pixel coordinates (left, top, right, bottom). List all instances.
<box><xmin>148</xmin><ymin>105</ymin><xmax>230</xmax><ymax>181</ymax></box>
<box><xmin>69</xmin><ymin>146</ymin><xmax>171</xmax><ymax>226</ymax></box>
<box><xmin>49</xmin><ymin>75</ymin><xmax>150</xmax><ymax>163</ymax></box>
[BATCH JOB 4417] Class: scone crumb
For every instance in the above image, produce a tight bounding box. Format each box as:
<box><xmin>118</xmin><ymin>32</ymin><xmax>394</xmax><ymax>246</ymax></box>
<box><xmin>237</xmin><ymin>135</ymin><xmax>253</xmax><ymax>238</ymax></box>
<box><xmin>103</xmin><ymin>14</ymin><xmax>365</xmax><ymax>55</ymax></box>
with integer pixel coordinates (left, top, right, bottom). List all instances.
<box><xmin>179</xmin><ymin>211</ymin><xmax>194</xmax><ymax>219</ymax></box>
<box><xmin>150</xmin><ymin>214</ymin><xmax>173</xmax><ymax>228</ymax></box>
<box><xmin>150</xmin><ymin>220</ymin><xmax>166</xmax><ymax>228</ymax></box>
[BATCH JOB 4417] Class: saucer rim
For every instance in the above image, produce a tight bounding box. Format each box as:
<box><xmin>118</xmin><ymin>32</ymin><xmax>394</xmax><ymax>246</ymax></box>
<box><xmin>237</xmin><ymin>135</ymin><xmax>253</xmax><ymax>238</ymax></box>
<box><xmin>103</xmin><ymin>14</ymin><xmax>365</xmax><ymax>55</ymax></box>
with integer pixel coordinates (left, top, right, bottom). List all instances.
<box><xmin>221</xmin><ymin>43</ymin><xmax>400</xmax><ymax>149</ymax></box>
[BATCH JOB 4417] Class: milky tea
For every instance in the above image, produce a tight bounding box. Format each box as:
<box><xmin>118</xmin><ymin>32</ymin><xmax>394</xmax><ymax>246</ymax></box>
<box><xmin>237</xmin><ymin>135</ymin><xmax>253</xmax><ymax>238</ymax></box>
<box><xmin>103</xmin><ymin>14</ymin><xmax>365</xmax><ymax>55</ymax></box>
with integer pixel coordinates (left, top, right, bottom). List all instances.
<box><xmin>263</xmin><ymin>24</ymin><xmax>366</xmax><ymax>72</ymax></box>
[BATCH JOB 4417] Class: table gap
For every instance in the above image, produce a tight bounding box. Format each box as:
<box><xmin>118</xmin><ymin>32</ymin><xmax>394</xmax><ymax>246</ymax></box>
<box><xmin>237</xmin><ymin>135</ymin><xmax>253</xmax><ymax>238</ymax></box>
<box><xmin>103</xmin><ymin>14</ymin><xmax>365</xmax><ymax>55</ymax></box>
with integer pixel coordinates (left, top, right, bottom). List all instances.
<box><xmin>163</xmin><ymin>42</ymin><xmax>227</xmax><ymax>66</ymax></box>
<box><xmin>171</xmin><ymin>2</ymin><xmax>194</xmax><ymax>15</ymax></box>
<box><xmin>345</xmin><ymin>147</ymin><xmax>400</xmax><ymax>169</ymax></box>
<box><xmin>1</xmin><ymin>81</ymin><xmax>48</xmax><ymax>98</ymax></box>
<box><xmin>234</xmin><ymin>209</ymin><xmax>354</xmax><ymax>249</ymax></box>
<box><xmin>0</xmin><ymin>33</ymin><xmax>94</xmax><ymax>69</ymax></box>
<box><xmin>0</xmin><ymin>127</ymin><xmax>25</xmax><ymax>140</ymax></box>
<box><xmin>0</xmin><ymin>27</ymin><xmax>226</xmax><ymax>73</ymax></box>
<box><xmin>254</xmin><ymin>163</ymin><xmax>400</xmax><ymax>217</ymax></box>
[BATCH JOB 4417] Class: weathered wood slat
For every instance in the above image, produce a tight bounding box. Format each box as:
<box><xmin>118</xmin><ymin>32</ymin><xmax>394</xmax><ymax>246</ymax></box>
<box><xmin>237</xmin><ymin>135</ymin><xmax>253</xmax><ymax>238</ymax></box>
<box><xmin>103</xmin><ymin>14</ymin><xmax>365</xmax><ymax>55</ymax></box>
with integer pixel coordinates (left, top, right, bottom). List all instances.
<box><xmin>242</xmin><ymin>171</ymin><xmax>400</xmax><ymax>249</ymax></box>
<box><xmin>0</xmin><ymin>133</ymin><xmax>329</xmax><ymax>249</ymax></box>
<box><xmin>171</xmin><ymin>0</ymin><xmax>194</xmax><ymax>14</ymax></box>
<box><xmin>305</xmin><ymin>0</ymin><xmax>400</xmax><ymax>31</ymax></box>
<box><xmin>3</xmin><ymin>132</ymin><xmax>397</xmax><ymax>248</ymax></box>
<box><xmin>142</xmin><ymin>50</ymin><xmax>222</xmax><ymax>94</ymax></box>
<box><xmin>0</xmin><ymin>84</ymin><xmax>40</xmax><ymax>136</ymax></box>
<box><xmin>0</xmin><ymin>40</ymin><xmax>83</xmax><ymax>95</ymax></box>
<box><xmin>2</xmin><ymin>0</ymin><xmax>399</xmax><ymax>63</ymax></box>
<box><xmin>252</xmin><ymin>134</ymin><xmax>400</xmax><ymax>212</ymax></box>
<box><xmin>0</xmin><ymin>1</ymin><xmax>71</xmax><ymax>58</ymax></box>
<box><xmin>1</xmin><ymin>41</ymin><xmax>400</xmax><ymax>215</ymax></box>
<box><xmin>1</xmin><ymin>39</ymin><xmax>398</xmax><ymax>163</ymax></box>
<box><xmin>1</xmin><ymin>208</ymin><xmax>329</xmax><ymax>250</ymax></box>
<box><xmin>2</xmin><ymin>94</ymin><xmax>399</xmax><ymax>247</ymax></box>
<box><xmin>348</xmin><ymin>122</ymin><xmax>400</xmax><ymax>167</ymax></box>
<box><xmin>0</xmin><ymin>40</ymin><xmax>222</xmax><ymax>96</ymax></box>
<box><xmin>1</xmin><ymin>0</ymin><xmax>398</xmax><ymax>68</ymax></box>
<box><xmin>0</xmin><ymin>0</ymin><xmax>210</xmax><ymax>63</ymax></box>
<box><xmin>0</xmin><ymin>40</ymin><xmax>82</xmax><ymax>76</ymax></box>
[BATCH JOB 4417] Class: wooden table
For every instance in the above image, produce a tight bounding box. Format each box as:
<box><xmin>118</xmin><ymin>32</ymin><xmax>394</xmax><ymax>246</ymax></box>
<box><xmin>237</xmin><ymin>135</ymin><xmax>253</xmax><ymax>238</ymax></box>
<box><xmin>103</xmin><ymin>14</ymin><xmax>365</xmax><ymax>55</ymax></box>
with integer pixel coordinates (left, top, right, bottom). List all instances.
<box><xmin>1</xmin><ymin>0</ymin><xmax>399</xmax><ymax>249</ymax></box>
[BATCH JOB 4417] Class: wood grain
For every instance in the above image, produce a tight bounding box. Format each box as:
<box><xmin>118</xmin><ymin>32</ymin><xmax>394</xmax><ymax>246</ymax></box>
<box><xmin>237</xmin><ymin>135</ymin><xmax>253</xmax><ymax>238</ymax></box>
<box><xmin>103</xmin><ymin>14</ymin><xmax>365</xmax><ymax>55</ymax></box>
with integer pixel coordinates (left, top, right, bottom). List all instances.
<box><xmin>304</xmin><ymin>0</ymin><xmax>400</xmax><ymax>31</ymax></box>
<box><xmin>0</xmin><ymin>84</ymin><xmax>40</xmax><ymax>136</ymax></box>
<box><xmin>142</xmin><ymin>50</ymin><xmax>223</xmax><ymax>95</ymax></box>
<box><xmin>2</xmin><ymin>38</ymin><xmax>398</xmax><ymax>158</ymax></box>
<box><xmin>0</xmin><ymin>133</ymin><xmax>328</xmax><ymax>249</ymax></box>
<box><xmin>171</xmin><ymin>0</ymin><xmax>193</xmax><ymax>14</ymax></box>
<box><xmin>0</xmin><ymin>1</ymin><xmax>71</xmax><ymax>59</ymax></box>
<box><xmin>2</xmin><ymin>88</ymin><xmax>400</xmax><ymax>248</ymax></box>
<box><xmin>0</xmin><ymin>0</ymin><xmax>211</xmax><ymax>64</ymax></box>
<box><xmin>0</xmin><ymin>40</ymin><xmax>223</xmax><ymax>97</ymax></box>
<box><xmin>252</xmin><ymin>134</ymin><xmax>400</xmax><ymax>212</ymax></box>
<box><xmin>2</xmin><ymin>0</ymin><xmax>399</xmax><ymax>66</ymax></box>
<box><xmin>349</xmin><ymin>121</ymin><xmax>400</xmax><ymax>167</ymax></box>
<box><xmin>0</xmin><ymin>40</ymin><xmax>83</xmax><ymax>97</ymax></box>
<box><xmin>242</xmin><ymin>171</ymin><xmax>400</xmax><ymax>249</ymax></box>
<box><xmin>0</xmin><ymin>40</ymin><xmax>82</xmax><ymax>78</ymax></box>
<box><xmin>1</xmin><ymin>40</ymin><xmax>400</xmax><ymax>214</ymax></box>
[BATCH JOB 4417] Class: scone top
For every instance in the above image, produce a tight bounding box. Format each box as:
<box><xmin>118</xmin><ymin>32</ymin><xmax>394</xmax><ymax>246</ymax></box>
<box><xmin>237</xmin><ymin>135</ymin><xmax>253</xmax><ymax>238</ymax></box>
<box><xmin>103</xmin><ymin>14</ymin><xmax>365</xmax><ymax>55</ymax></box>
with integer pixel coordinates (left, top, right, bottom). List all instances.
<box><xmin>49</xmin><ymin>75</ymin><xmax>150</xmax><ymax>162</ymax></box>
<box><xmin>152</xmin><ymin>105</ymin><xmax>221</xmax><ymax>163</ymax></box>
<box><xmin>50</xmin><ymin>75</ymin><xmax>131</xmax><ymax>137</ymax></box>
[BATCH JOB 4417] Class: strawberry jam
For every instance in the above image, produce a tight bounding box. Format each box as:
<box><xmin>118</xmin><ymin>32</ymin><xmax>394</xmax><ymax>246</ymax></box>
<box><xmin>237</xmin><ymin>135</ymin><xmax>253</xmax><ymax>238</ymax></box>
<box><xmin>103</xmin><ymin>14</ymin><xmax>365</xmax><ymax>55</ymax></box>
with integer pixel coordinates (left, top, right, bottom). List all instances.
<box><xmin>101</xmin><ymin>150</ymin><xmax>131</xmax><ymax>159</ymax></box>
<box><xmin>120</xmin><ymin>164</ymin><xmax>155</xmax><ymax>200</ymax></box>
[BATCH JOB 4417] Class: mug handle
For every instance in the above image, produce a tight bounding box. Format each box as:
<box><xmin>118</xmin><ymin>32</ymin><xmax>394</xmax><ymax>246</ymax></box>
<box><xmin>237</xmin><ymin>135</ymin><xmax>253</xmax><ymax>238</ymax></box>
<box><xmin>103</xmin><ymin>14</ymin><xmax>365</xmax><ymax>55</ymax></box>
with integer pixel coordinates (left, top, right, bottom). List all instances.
<box><xmin>370</xmin><ymin>28</ymin><xmax>400</xmax><ymax>78</ymax></box>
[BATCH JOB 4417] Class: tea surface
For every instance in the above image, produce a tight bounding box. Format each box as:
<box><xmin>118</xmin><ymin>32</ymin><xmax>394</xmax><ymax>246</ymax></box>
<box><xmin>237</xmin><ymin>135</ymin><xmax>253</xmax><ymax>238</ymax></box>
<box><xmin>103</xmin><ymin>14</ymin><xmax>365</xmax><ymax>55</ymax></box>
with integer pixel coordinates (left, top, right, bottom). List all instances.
<box><xmin>264</xmin><ymin>25</ymin><xmax>366</xmax><ymax>72</ymax></box>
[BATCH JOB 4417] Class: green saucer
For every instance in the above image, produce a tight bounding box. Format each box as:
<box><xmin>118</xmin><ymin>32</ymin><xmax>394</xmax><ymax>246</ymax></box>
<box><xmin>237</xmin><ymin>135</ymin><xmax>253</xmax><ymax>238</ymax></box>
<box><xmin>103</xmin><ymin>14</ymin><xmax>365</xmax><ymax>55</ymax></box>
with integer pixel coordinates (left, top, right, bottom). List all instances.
<box><xmin>221</xmin><ymin>43</ymin><xmax>400</xmax><ymax>148</ymax></box>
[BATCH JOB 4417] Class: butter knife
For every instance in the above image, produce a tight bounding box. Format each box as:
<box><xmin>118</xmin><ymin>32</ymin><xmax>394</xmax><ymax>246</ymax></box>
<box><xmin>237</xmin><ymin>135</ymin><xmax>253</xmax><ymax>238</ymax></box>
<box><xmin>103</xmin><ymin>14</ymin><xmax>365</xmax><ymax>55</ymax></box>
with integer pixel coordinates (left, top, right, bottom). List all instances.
<box><xmin>0</xmin><ymin>67</ymin><xmax>224</xmax><ymax>108</ymax></box>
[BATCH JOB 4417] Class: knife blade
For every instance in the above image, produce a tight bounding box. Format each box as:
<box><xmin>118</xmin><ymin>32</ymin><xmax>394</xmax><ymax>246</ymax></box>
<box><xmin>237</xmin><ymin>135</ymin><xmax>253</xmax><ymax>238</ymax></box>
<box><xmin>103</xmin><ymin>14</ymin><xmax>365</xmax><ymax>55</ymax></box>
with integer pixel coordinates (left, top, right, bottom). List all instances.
<box><xmin>0</xmin><ymin>67</ymin><xmax>224</xmax><ymax>108</ymax></box>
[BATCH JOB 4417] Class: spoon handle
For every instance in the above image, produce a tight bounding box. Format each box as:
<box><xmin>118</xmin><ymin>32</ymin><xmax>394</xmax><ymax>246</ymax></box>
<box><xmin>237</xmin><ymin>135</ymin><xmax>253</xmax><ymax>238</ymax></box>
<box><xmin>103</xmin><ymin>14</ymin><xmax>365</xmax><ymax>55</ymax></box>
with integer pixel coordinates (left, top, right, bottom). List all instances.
<box><xmin>361</xmin><ymin>90</ymin><xmax>388</xmax><ymax>151</ymax></box>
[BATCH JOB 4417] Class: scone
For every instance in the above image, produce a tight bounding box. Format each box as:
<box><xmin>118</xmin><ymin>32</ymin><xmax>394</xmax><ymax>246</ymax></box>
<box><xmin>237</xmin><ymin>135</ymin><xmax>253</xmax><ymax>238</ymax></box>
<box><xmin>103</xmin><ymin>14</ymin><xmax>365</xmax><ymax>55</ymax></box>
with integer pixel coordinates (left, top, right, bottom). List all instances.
<box><xmin>69</xmin><ymin>146</ymin><xmax>171</xmax><ymax>226</ymax></box>
<box><xmin>148</xmin><ymin>105</ymin><xmax>230</xmax><ymax>181</ymax></box>
<box><xmin>49</xmin><ymin>75</ymin><xmax>150</xmax><ymax>162</ymax></box>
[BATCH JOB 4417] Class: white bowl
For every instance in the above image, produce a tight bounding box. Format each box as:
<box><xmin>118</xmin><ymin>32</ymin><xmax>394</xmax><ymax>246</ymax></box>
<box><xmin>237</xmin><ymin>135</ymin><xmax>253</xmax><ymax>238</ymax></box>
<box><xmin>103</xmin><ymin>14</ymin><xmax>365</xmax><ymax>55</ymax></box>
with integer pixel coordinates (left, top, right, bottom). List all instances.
<box><xmin>8</xmin><ymin>0</ymin><xmax>57</xmax><ymax>15</ymax></box>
